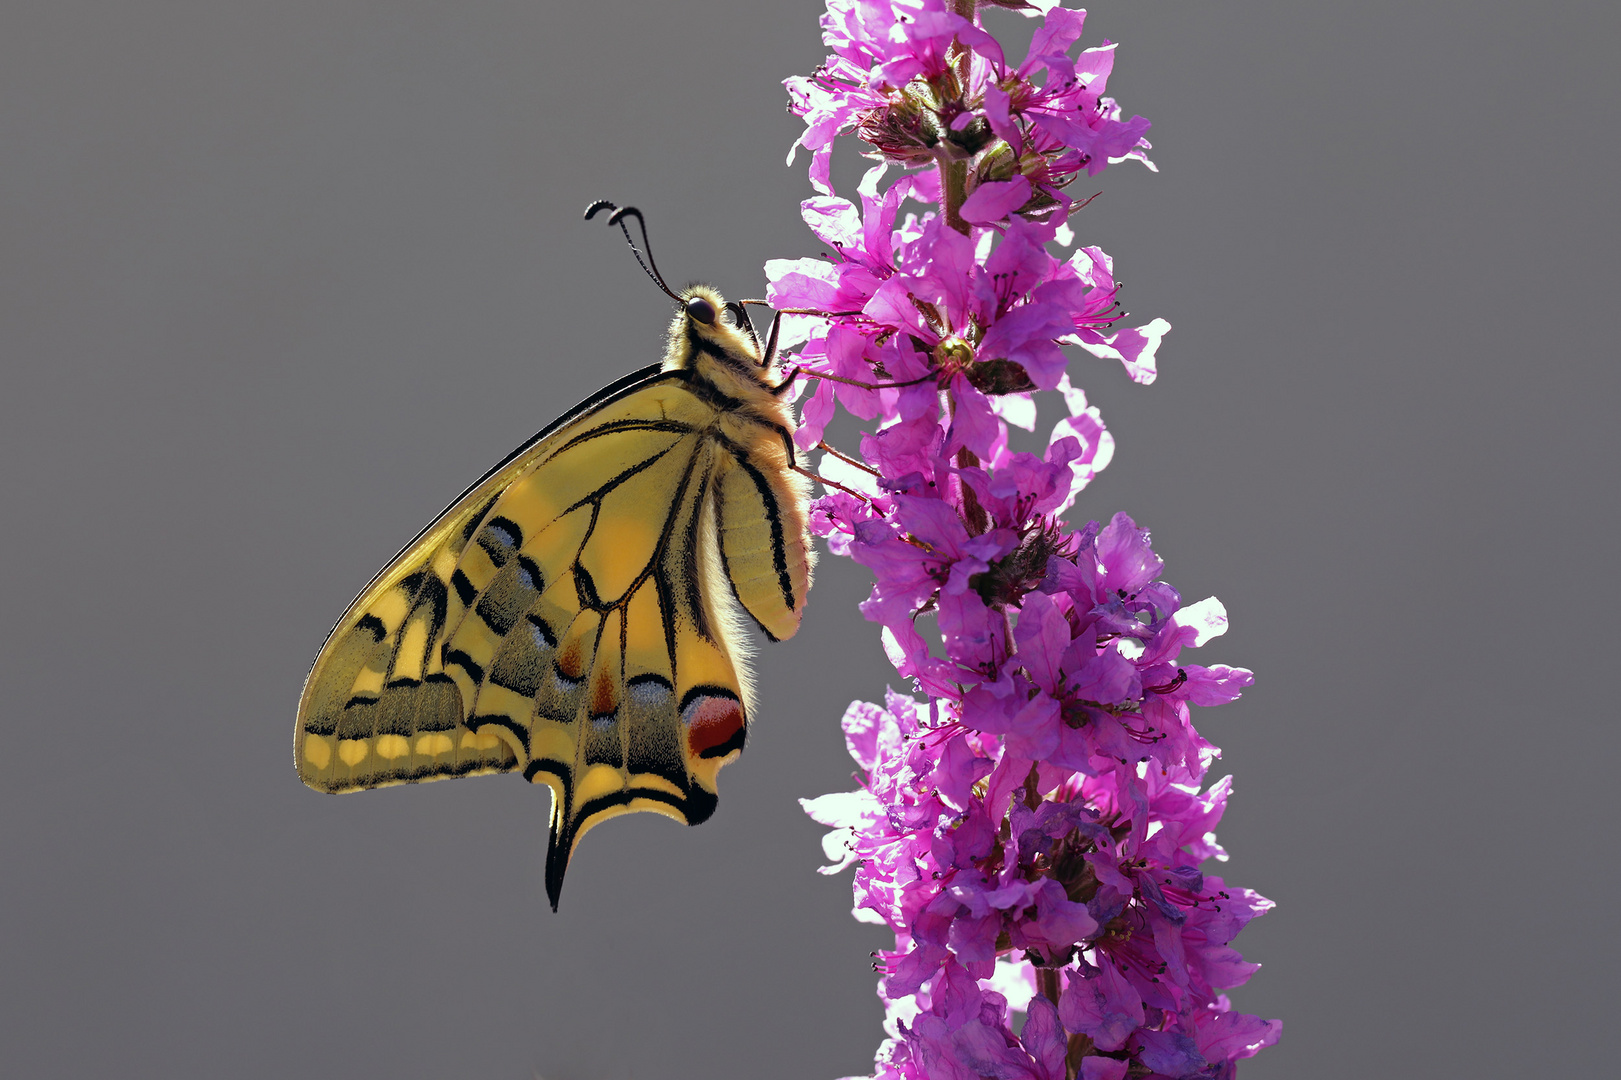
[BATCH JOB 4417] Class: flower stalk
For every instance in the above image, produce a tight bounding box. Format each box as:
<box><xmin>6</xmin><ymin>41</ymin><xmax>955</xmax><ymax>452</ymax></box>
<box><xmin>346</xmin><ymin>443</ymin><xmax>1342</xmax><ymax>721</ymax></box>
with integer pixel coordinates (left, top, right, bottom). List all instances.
<box><xmin>943</xmin><ymin>0</ymin><xmax>975</xmax><ymax>235</ymax></box>
<box><xmin>942</xmin><ymin>157</ymin><xmax>970</xmax><ymax>236</ymax></box>
<box><xmin>770</xmin><ymin>3</ymin><xmax>1280</xmax><ymax>1077</ymax></box>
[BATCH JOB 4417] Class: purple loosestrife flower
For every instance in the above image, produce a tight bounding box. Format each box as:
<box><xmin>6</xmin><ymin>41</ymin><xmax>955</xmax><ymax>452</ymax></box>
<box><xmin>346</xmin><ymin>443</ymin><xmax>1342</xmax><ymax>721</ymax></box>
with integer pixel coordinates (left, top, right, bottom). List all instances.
<box><xmin>778</xmin><ymin>4</ymin><xmax>1278</xmax><ymax>1077</ymax></box>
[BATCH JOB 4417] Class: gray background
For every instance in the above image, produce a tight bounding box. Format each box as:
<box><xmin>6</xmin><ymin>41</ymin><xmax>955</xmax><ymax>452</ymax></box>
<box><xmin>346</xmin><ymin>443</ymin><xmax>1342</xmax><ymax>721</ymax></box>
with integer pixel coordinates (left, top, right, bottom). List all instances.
<box><xmin>2</xmin><ymin>2</ymin><xmax>1615</xmax><ymax>1078</ymax></box>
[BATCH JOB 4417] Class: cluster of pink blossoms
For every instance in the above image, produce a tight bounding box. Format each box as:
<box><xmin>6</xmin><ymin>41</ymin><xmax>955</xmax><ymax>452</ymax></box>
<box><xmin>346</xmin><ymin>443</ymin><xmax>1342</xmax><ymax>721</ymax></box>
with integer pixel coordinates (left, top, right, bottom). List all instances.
<box><xmin>765</xmin><ymin>3</ymin><xmax>1280</xmax><ymax>1078</ymax></box>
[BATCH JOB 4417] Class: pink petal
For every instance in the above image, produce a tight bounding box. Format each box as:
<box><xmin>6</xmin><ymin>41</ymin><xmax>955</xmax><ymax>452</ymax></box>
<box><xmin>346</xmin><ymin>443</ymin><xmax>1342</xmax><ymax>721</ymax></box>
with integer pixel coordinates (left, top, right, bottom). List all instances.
<box><xmin>960</xmin><ymin>176</ymin><xmax>1033</xmax><ymax>224</ymax></box>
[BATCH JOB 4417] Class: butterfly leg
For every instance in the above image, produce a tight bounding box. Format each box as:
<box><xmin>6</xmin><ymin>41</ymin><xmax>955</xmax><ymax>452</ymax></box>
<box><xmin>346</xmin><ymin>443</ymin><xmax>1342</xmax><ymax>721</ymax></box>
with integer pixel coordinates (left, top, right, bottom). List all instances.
<box><xmin>790</xmin><ymin>462</ymin><xmax>877</xmax><ymax>505</ymax></box>
<box><xmin>744</xmin><ymin>301</ymin><xmax>944</xmax><ymax>395</ymax></box>
<box><xmin>801</xmin><ymin>368</ymin><xmax>941</xmax><ymax>392</ymax></box>
<box><xmin>814</xmin><ymin>440</ymin><xmax>881</xmax><ymax>478</ymax></box>
<box><xmin>746</xmin><ymin>304</ymin><xmax>827</xmax><ymax>373</ymax></box>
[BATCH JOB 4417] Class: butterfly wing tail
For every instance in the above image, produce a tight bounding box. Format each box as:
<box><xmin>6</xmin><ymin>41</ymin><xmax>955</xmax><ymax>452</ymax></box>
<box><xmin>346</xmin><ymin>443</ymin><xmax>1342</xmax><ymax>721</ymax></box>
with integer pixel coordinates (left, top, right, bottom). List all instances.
<box><xmin>539</xmin><ymin>787</ymin><xmax>723</xmax><ymax>911</ymax></box>
<box><xmin>544</xmin><ymin>792</ymin><xmax>573</xmax><ymax>912</ymax></box>
<box><xmin>532</xmin><ymin>693</ymin><xmax>729</xmax><ymax>911</ymax></box>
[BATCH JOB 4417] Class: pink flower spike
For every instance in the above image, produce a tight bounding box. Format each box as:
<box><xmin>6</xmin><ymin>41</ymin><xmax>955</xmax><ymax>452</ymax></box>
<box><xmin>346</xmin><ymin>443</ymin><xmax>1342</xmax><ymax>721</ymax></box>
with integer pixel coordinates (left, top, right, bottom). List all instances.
<box><xmin>779</xmin><ymin>4</ymin><xmax>1272</xmax><ymax>1075</ymax></box>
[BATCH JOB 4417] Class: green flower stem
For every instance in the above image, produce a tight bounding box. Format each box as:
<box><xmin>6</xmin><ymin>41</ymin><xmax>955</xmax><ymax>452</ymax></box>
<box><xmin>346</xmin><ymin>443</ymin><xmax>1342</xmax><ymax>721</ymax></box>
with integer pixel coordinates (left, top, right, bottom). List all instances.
<box><xmin>942</xmin><ymin>157</ymin><xmax>970</xmax><ymax>236</ymax></box>
<box><xmin>1037</xmin><ymin>965</ymin><xmax>1062</xmax><ymax>1009</ymax></box>
<box><xmin>942</xmin><ymin>0</ymin><xmax>976</xmax><ymax>236</ymax></box>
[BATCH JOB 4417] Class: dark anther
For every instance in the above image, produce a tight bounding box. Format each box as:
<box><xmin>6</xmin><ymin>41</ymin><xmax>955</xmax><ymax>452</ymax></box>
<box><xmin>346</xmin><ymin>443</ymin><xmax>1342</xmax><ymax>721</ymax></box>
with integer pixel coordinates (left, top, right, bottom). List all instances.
<box><xmin>686</xmin><ymin>295</ymin><xmax>717</xmax><ymax>324</ymax></box>
<box><xmin>1146</xmin><ymin>668</ymin><xmax>1187</xmax><ymax>695</ymax></box>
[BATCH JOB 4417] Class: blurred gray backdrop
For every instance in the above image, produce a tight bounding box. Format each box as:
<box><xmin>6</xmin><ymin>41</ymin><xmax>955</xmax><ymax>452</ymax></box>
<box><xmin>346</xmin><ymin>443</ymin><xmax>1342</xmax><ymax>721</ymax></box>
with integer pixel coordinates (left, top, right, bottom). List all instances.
<box><xmin>2</xmin><ymin>2</ymin><xmax>1616</xmax><ymax>1078</ymax></box>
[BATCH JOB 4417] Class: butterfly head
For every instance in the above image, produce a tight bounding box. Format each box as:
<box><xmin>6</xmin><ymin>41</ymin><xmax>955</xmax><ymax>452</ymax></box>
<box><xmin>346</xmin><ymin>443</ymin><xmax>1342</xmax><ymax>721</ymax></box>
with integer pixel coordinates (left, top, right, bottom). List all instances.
<box><xmin>664</xmin><ymin>285</ymin><xmax>780</xmax><ymax>398</ymax></box>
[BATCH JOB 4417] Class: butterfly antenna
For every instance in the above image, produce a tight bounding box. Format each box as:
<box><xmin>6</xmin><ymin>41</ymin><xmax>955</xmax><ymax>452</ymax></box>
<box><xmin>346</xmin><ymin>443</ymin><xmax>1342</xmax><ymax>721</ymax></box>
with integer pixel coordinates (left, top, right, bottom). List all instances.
<box><xmin>584</xmin><ymin>200</ymin><xmax>682</xmax><ymax>304</ymax></box>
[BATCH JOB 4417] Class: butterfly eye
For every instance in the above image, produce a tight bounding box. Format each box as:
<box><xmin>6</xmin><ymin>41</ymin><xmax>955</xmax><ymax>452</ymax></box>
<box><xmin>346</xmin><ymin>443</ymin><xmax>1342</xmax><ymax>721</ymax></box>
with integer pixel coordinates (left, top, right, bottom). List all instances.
<box><xmin>685</xmin><ymin>296</ymin><xmax>717</xmax><ymax>325</ymax></box>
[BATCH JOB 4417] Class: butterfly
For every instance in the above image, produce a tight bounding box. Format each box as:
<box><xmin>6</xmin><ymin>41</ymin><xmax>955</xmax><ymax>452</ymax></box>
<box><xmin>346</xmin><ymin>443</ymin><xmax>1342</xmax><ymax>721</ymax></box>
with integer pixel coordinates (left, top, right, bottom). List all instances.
<box><xmin>294</xmin><ymin>203</ymin><xmax>815</xmax><ymax>909</ymax></box>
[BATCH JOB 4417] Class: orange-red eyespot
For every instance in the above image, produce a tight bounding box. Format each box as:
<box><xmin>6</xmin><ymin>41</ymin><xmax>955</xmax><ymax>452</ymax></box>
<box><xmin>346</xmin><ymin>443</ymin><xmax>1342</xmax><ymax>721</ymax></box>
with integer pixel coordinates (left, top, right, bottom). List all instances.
<box><xmin>681</xmin><ymin>691</ymin><xmax>744</xmax><ymax>759</ymax></box>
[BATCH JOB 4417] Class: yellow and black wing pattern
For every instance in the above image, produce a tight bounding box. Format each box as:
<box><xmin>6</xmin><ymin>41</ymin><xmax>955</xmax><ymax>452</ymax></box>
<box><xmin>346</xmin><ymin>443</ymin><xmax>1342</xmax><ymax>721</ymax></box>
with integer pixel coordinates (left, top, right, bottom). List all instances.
<box><xmin>295</xmin><ymin>351</ymin><xmax>812</xmax><ymax>908</ymax></box>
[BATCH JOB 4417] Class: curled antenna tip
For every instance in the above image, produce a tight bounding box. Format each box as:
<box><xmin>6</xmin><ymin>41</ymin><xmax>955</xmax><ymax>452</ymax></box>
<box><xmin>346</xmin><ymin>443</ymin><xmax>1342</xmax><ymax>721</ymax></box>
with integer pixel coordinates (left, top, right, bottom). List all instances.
<box><xmin>585</xmin><ymin>200</ymin><xmax>680</xmax><ymax>303</ymax></box>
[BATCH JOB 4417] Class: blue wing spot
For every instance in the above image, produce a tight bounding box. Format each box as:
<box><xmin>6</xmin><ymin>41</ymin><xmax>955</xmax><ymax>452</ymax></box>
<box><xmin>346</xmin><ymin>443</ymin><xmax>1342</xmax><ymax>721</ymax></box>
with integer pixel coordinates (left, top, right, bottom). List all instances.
<box><xmin>527</xmin><ymin>614</ymin><xmax>557</xmax><ymax>650</ymax></box>
<box><xmin>626</xmin><ymin>674</ymin><xmax>674</xmax><ymax>708</ymax></box>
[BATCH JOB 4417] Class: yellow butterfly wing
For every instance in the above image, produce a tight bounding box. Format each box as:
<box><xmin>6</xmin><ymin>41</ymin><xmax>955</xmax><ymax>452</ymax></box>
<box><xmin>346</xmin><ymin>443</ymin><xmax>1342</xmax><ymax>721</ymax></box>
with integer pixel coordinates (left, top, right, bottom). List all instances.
<box><xmin>295</xmin><ymin>361</ymin><xmax>807</xmax><ymax>907</ymax></box>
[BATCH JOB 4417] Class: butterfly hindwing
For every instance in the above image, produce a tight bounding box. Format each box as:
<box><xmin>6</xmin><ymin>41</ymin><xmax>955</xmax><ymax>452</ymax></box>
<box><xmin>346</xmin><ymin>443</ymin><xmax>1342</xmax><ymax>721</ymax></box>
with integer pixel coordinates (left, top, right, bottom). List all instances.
<box><xmin>296</xmin><ymin>365</ymin><xmax>788</xmax><ymax>904</ymax></box>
